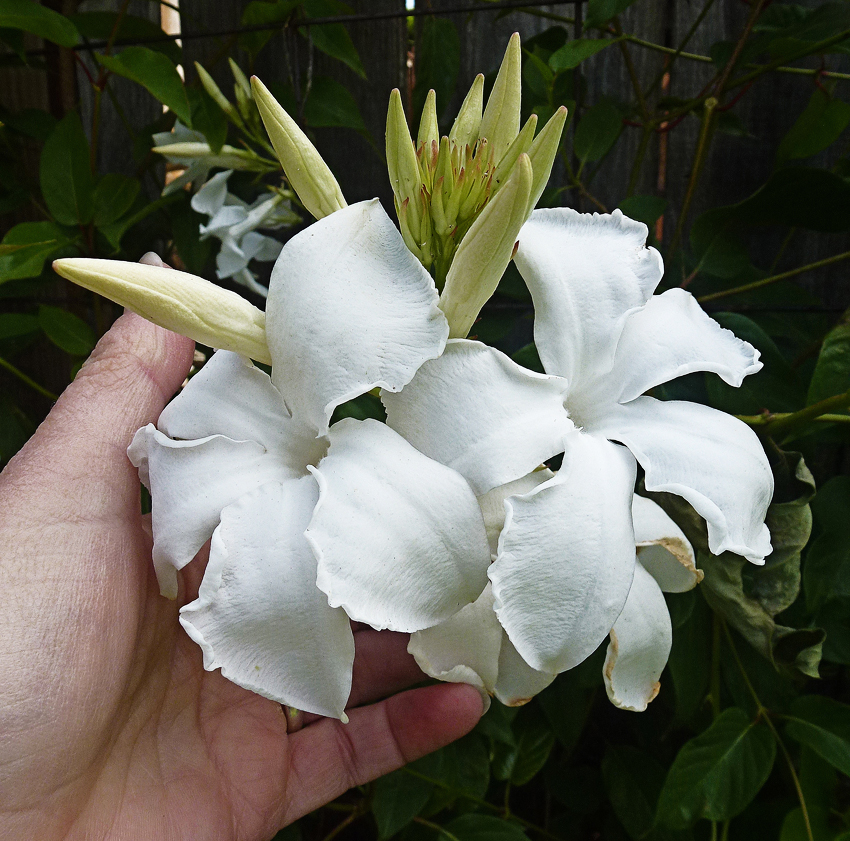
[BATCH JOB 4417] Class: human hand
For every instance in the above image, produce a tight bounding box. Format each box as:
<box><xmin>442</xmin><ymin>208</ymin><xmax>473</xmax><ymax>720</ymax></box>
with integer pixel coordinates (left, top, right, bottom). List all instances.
<box><xmin>0</xmin><ymin>311</ymin><xmax>483</xmax><ymax>841</ymax></box>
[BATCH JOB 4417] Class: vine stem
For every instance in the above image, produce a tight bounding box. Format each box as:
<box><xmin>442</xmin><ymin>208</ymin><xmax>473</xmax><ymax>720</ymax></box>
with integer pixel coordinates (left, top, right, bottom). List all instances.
<box><xmin>0</xmin><ymin>356</ymin><xmax>58</xmax><ymax>401</ymax></box>
<box><xmin>319</xmin><ymin>810</ymin><xmax>359</xmax><ymax>841</ymax></box>
<box><xmin>762</xmin><ymin>390</ymin><xmax>850</xmax><ymax>441</ymax></box>
<box><xmin>414</xmin><ymin>816</ymin><xmax>462</xmax><ymax>840</ymax></box>
<box><xmin>667</xmin><ymin>96</ymin><xmax>717</xmax><ymax>255</ymax></box>
<box><xmin>722</xmin><ymin>623</ymin><xmax>814</xmax><ymax>841</ymax></box>
<box><xmin>697</xmin><ymin>249</ymin><xmax>850</xmax><ymax>303</ymax></box>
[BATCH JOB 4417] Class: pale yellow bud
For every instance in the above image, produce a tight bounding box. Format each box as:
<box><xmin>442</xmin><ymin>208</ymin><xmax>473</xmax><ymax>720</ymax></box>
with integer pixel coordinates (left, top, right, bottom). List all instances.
<box><xmin>439</xmin><ymin>153</ymin><xmax>533</xmax><ymax>338</ymax></box>
<box><xmin>479</xmin><ymin>33</ymin><xmax>522</xmax><ymax>161</ymax></box>
<box><xmin>417</xmin><ymin>89</ymin><xmax>439</xmax><ymax>150</ymax></box>
<box><xmin>493</xmin><ymin>113</ymin><xmax>537</xmax><ymax>190</ymax></box>
<box><xmin>386</xmin><ymin>89</ymin><xmax>423</xmax><ymax>209</ymax></box>
<box><xmin>449</xmin><ymin>74</ymin><xmax>484</xmax><ymax>147</ymax></box>
<box><xmin>152</xmin><ymin>142</ymin><xmax>271</xmax><ymax>172</ymax></box>
<box><xmin>52</xmin><ymin>258</ymin><xmax>272</xmax><ymax>365</ymax></box>
<box><xmin>195</xmin><ymin>62</ymin><xmax>244</xmax><ymax>129</ymax></box>
<box><xmin>251</xmin><ymin>76</ymin><xmax>347</xmax><ymax>220</ymax></box>
<box><xmin>527</xmin><ymin>105</ymin><xmax>568</xmax><ymax>213</ymax></box>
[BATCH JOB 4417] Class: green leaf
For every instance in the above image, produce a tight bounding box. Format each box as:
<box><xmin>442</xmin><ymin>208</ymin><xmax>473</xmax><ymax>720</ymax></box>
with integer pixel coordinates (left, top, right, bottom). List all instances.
<box><xmin>807</xmin><ymin>320</ymin><xmax>850</xmax><ymax>405</ymax></box>
<box><xmin>304</xmin><ymin>76</ymin><xmax>367</xmax><ymax>133</ymax></box>
<box><xmin>443</xmin><ymin>814</ymin><xmax>528</xmax><ymax>841</ymax></box>
<box><xmin>0</xmin><ymin>312</ymin><xmax>38</xmax><ymax>339</ymax></box>
<box><xmin>70</xmin><ymin>11</ymin><xmax>181</xmax><ymax>64</ymax></box>
<box><xmin>548</xmin><ymin>38</ymin><xmax>613</xmax><ymax>72</ymax></box>
<box><xmin>805</xmin><ymin>477</ymin><xmax>850</xmax><ymax>611</ymax></box>
<box><xmin>573</xmin><ymin>100</ymin><xmax>622</xmax><ymax>163</ymax></box>
<box><xmin>777</xmin><ymin>88</ymin><xmax>850</xmax><ymax>163</ymax></box>
<box><xmin>785</xmin><ymin>695</ymin><xmax>850</xmax><ymax>777</ymax></box>
<box><xmin>300</xmin><ymin>0</ymin><xmax>365</xmax><ymax>79</ymax></box>
<box><xmin>656</xmin><ymin>707</ymin><xmax>776</xmax><ymax>829</ymax></box>
<box><xmin>93</xmin><ymin>174</ymin><xmax>140</xmax><ymax>227</ymax></box>
<box><xmin>98</xmin><ymin>47</ymin><xmax>191</xmax><ymax>126</ymax></box>
<box><xmin>492</xmin><ymin>705</ymin><xmax>554</xmax><ymax>786</ymax></box>
<box><xmin>0</xmin><ymin>0</ymin><xmax>79</xmax><ymax>47</ymax></box>
<box><xmin>1</xmin><ymin>108</ymin><xmax>56</xmax><ymax>140</ymax></box>
<box><xmin>239</xmin><ymin>0</ymin><xmax>298</xmax><ymax>56</ymax></box>
<box><xmin>585</xmin><ymin>0</ymin><xmax>639</xmax><ymax>28</ymax></box>
<box><xmin>650</xmin><ymin>451</ymin><xmax>821</xmax><ymax>677</ymax></box>
<box><xmin>537</xmin><ymin>671</ymin><xmax>593</xmax><ymax>750</ymax></box>
<box><xmin>667</xmin><ymin>590</ymin><xmax>712</xmax><ymax>723</ymax></box>
<box><xmin>168</xmin><ymin>195</ymin><xmax>214</xmax><ymax>276</ymax></box>
<box><xmin>618</xmin><ymin>194</ymin><xmax>667</xmax><ymax>228</ymax></box>
<box><xmin>413</xmin><ymin>16</ymin><xmax>460</xmax><ymax>123</ymax></box>
<box><xmin>188</xmin><ymin>87</ymin><xmax>228</xmax><ymax>153</ymax></box>
<box><xmin>372</xmin><ymin>768</ymin><xmax>433</xmax><ymax>838</ymax></box>
<box><xmin>0</xmin><ymin>394</ymin><xmax>34</xmax><ymax>465</ymax></box>
<box><xmin>40</xmin><ymin>112</ymin><xmax>94</xmax><ymax>226</ymax></box>
<box><xmin>603</xmin><ymin>745</ymin><xmax>667</xmax><ymax>839</ymax></box>
<box><xmin>0</xmin><ymin>221</ymin><xmax>73</xmax><ymax>283</ymax></box>
<box><xmin>38</xmin><ymin>305</ymin><xmax>95</xmax><ymax>356</ymax></box>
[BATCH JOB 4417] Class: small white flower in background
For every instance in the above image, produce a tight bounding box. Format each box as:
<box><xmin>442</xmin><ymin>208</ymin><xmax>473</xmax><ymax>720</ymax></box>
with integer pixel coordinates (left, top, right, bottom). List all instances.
<box><xmin>125</xmin><ymin>201</ymin><xmax>491</xmax><ymax>720</ymax></box>
<box><xmin>385</xmin><ymin>207</ymin><xmax>774</xmax><ymax>707</ymax></box>
<box><xmin>153</xmin><ymin>121</ymin><xmax>274</xmax><ymax>195</ymax></box>
<box><xmin>190</xmin><ymin>170</ymin><xmax>300</xmax><ymax>297</ymax></box>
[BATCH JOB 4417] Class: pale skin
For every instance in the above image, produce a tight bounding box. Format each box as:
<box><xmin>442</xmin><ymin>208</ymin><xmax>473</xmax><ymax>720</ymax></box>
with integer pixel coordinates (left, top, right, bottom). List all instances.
<box><xmin>0</xmin><ymin>312</ymin><xmax>483</xmax><ymax>841</ymax></box>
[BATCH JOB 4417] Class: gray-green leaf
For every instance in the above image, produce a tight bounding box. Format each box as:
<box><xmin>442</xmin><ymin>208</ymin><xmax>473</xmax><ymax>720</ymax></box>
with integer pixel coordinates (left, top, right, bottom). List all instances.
<box><xmin>656</xmin><ymin>707</ymin><xmax>776</xmax><ymax>828</ymax></box>
<box><xmin>38</xmin><ymin>305</ymin><xmax>96</xmax><ymax>357</ymax></box>
<box><xmin>40</xmin><ymin>113</ymin><xmax>94</xmax><ymax>227</ymax></box>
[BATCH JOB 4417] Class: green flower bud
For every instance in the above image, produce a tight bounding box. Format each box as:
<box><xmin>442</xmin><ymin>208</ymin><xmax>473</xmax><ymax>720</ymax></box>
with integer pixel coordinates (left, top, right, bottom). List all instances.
<box><xmin>478</xmin><ymin>33</ymin><xmax>522</xmax><ymax>161</ymax></box>
<box><xmin>527</xmin><ymin>105</ymin><xmax>568</xmax><ymax>212</ymax></box>
<box><xmin>418</xmin><ymin>89</ymin><xmax>439</xmax><ymax>150</ymax></box>
<box><xmin>195</xmin><ymin>62</ymin><xmax>245</xmax><ymax>129</ymax></box>
<box><xmin>439</xmin><ymin>153</ymin><xmax>532</xmax><ymax>338</ymax></box>
<box><xmin>252</xmin><ymin>76</ymin><xmax>347</xmax><ymax>220</ymax></box>
<box><xmin>449</xmin><ymin>74</ymin><xmax>483</xmax><ymax>147</ymax></box>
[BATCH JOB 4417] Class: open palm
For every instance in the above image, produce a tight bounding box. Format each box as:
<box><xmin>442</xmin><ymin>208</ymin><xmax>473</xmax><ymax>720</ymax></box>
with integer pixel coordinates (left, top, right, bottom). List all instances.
<box><xmin>0</xmin><ymin>313</ymin><xmax>482</xmax><ymax>841</ymax></box>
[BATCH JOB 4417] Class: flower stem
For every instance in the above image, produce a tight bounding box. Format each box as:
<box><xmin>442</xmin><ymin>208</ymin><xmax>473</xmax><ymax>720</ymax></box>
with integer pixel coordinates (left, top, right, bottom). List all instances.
<box><xmin>697</xmin><ymin>249</ymin><xmax>850</xmax><ymax>303</ymax></box>
<box><xmin>754</xmin><ymin>391</ymin><xmax>850</xmax><ymax>441</ymax></box>
<box><xmin>0</xmin><ymin>355</ymin><xmax>58</xmax><ymax>401</ymax></box>
<box><xmin>723</xmin><ymin>623</ymin><xmax>813</xmax><ymax>841</ymax></box>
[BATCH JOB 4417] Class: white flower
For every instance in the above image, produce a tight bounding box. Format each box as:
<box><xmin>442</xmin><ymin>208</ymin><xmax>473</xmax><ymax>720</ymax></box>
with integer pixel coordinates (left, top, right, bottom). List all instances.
<box><xmin>128</xmin><ymin>200</ymin><xmax>491</xmax><ymax>720</ymax></box>
<box><xmin>409</xmin><ymin>493</ymin><xmax>700</xmax><ymax>711</ymax></box>
<box><xmin>385</xmin><ymin>207</ymin><xmax>774</xmax><ymax>690</ymax></box>
<box><xmin>190</xmin><ymin>170</ymin><xmax>300</xmax><ymax>297</ymax></box>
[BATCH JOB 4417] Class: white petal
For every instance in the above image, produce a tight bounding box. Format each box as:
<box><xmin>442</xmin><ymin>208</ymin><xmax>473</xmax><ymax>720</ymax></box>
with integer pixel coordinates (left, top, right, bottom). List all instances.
<box><xmin>479</xmin><ymin>469</ymin><xmax>555</xmax><ymax>556</ymax></box>
<box><xmin>383</xmin><ymin>340</ymin><xmax>572</xmax><ymax>496</ymax></box>
<box><xmin>632</xmin><ymin>495</ymin><xmax>701</xmax><ymax>593</ymax></box>
<box><xmin>180</xmin><ymin>478</ymin><xmax>355</xmax><ymax>720</ymax></box>
<box><xmin>247</xmin><ymin>232</ymin><xmax>284</xmax><ymax>262</ymax></box>
<box><xmin>603</xmin><ymin>561</ymin><xmax>671</xmax><ymax>712</ymax></box>
<box><xmin>408</xmin><ymin>583</ymin><xmax>503</xmax><ymax>696</ymax></box>
<box><xmin>215</xmin><ymin>238</ymin><xmax>249</xmax><ymax>278</ymax></box>
<box><xmin>158</xmin><ymin>350</ymin><xmax>325</xmax><ymax>467</ymax></box>
<box><xmin>266</xmin><ymin>200</ymin><xmax>448</xmax><ymax>435</ymax></box>
<box><xmin>201</xmin><ymin>206</ymin><xmax>247</xmax><ymax>239</ymax></box>
<box><xmin>490</xmin><ymin>431</ymin><xmax>638</xmax><ymax>673</ymax></box>
<box><xmin>309</xmin><ymin>418</ymin><xmax>491</xmax><ymax>633</ymax></box>
<box><xmin>191</xmin><ymin>169</ymin><xmax>232</xmax><ymax>217</ymax></box>
<box><xmin>514</xmin><ymin>208</ymin><xmax>662</xmax><ymax>387</ymax></box>
<box><xmin>128</xmin><ymin>425</ymin><xmax>296</xmax><ymax>597</ymax></box>
<box><xmin>607</xmin><ymin>289</ymin><xmax>763</xmax><ymax>405</ymax></box>
<box><xmin>494</xmin><ymin>636</ymin><xmax>556</xmax><ymax>707</ymax></box>
<box><xmin>598</xmin><ymin>397</ymin><xmax>773</xmax><ymax>563</ymax></box>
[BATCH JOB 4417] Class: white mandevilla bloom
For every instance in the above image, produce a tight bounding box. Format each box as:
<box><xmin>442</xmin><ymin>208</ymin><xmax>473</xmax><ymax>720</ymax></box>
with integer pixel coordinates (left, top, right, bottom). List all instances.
<box><xmin>127</xmin><ymin>200</ymin><xmax>491</xmax><ymax>721</ymax></box>
<box><xmin>385</xmin><ymin>207</ymin><xmax>774</xmax><ymax>706</ymax></box>
<box><xmin>408</xmin><ymin>493</ymin><xmax>700</xmax><ymax>711</ymax></box>
<box><xmin>190</xmin><ymin>170</ymin><xmax>300</xmax><ymax>297</ymax></box>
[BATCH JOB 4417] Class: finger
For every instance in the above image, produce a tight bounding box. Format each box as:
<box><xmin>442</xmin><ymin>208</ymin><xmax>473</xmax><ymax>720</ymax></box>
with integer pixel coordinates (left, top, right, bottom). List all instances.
<box><xmin>283</xmin><ymin>683</ymin><xmax>483</xmax><ymax>822</ymax></box>
<box><xmin>300</xmin><ymin>629</ymin><xmax>426</xmax><ymax>726</ymax></box>
<box><xmin>2</xmin><ymin>312</ymin><xmax>194</xmax><ymax>520</ymax></box>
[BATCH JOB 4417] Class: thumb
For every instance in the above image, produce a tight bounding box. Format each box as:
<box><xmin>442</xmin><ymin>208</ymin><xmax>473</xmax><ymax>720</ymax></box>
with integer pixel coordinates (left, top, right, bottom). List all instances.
<box><xmin>1</xmin><ymin>312</ymin><xmax>194</xmax><ymax>519</ymax></box>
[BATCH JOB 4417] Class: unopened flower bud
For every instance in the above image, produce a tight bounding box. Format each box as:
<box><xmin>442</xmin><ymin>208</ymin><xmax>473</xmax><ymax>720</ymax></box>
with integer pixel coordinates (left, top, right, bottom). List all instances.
<box><xmin>439</xmin><ymin>153</ymin><xmax>533</xmax><ymax>338</ymax></box>
<box><xmin>478</xmin><ymin>33</ymin><xmax>522</xmax><ymax>161</ymax></box>
<box><xmin>52</xmin><ymin>258</ymin><xmax>272</xmax><ymax>364</ymax></box>
<box><xmin>251</xmin><ymin>76</ymin><xmax>347</xmax><ymax>220</ymax></box>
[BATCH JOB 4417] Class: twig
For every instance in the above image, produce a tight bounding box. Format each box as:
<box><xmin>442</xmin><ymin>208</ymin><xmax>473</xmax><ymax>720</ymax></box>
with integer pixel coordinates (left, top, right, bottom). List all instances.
<box><xmin>0</xmin><ymin>356</ymin><xmax>58</xmax><ymax>401</ymax></box>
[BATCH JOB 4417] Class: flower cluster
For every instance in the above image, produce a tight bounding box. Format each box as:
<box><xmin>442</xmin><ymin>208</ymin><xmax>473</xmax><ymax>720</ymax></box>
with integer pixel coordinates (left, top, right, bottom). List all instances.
<box><xmin>53</xmin><ymin>35</ymin><xmax>773</xmax><ymax>720</ymax></box>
